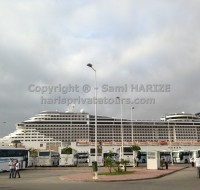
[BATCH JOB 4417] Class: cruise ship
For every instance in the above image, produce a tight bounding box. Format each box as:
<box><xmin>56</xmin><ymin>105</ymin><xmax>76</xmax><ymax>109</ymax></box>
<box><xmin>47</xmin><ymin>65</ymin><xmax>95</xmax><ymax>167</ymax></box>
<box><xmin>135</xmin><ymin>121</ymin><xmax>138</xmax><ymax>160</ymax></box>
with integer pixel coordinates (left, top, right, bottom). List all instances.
<box><xmin>1</xmin><ymin>111</ymin><xmax>200</xmax><ymax>149</ymax></box>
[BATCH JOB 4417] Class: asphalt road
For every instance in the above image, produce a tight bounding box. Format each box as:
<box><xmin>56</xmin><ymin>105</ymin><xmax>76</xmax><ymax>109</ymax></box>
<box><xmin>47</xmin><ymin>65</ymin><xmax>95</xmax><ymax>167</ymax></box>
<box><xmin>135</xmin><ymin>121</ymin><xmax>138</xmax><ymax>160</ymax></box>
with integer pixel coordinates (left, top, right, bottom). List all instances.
<box><xmin>0</xmin><ymin>167</ymin><xmax>199</xmax><ymax>190</ymax></box>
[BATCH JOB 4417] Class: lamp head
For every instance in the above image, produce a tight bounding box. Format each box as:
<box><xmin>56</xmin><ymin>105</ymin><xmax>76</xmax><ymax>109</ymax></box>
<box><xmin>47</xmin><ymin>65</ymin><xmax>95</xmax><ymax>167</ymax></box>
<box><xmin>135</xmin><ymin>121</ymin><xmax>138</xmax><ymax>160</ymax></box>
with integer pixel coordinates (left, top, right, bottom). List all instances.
<box><xmin>87</xmin><ymin>63</ymin><xmax>93</xmax><ymax>68</ymax></box>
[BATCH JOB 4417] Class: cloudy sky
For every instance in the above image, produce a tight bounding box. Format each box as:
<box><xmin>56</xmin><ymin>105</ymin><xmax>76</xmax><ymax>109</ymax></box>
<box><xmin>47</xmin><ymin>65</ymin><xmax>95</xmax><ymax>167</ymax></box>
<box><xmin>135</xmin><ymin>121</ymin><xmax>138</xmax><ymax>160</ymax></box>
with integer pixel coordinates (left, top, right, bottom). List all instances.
<box><xmin>0</xmin><ymin>0</ymin><xmax>200</xmax><ymax>137</ymax></box>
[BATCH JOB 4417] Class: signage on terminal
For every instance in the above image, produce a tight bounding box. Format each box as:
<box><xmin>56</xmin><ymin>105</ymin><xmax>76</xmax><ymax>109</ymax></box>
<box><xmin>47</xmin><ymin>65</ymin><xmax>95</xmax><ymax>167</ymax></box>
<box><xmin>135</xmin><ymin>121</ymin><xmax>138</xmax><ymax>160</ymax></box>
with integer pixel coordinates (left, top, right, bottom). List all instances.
<box><xmin>147</xmin><ymin>152</ymin><xmax>156</xmax><ymax>159</ymax></box>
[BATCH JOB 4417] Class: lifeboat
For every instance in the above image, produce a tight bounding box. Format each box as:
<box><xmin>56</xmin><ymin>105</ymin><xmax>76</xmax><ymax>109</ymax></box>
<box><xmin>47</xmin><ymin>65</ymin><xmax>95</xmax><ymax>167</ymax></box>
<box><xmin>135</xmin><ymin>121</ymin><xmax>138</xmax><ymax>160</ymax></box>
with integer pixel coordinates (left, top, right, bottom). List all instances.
<box><xmin>150</xmin><ymin>142</ymin><xmax>160</xmax><ymax>145</ymax></box>
<box><xmin>76</xmin><ymin>141</ymin><xmax>89</xmax><ymax>146</ymax></box>
<box><xmin>124</xmin><ymin>142</ymin><xmax>134</xmax><ymax>145</ymax></box>
<box><xmin>171</xmin><ymin>142</ymin><xmax>180</xmax><ymax>145</ymax></box>
<box><xmin>160</xmin><ymin>141</ymin><xmax>168</xmax><ymax>145</ymax></box>
<box><xmin>192</xmin><ymin>142</ymin><xmax>200</xmax><ymax>145</ymax></box>
<box><xmin>114</xmin><ymin>142</ymin><xmax>122</xmax><ymax>145</ymax></box>
<box><xmin>102</xmin><ymin>142</ymin><xmax>113</xmax><ymax>146</ymax></box>
<box><xmin>137</xmin><ymin>142</ymin><xmax>149</xmax><ymax>145</ymax></box>
<box><xmin>179</xmin><ymin>141</ymin><xmax>192</xmax><ymax>145</ymax></box>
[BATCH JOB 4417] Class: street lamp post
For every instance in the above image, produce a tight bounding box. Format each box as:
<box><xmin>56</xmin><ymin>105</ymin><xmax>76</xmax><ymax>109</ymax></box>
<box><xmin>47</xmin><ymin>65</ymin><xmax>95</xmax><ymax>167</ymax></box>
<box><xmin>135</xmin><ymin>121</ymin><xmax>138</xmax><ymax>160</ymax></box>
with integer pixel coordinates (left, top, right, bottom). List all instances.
<box><xmin>166</xmin><ymin>114</ymin><xmax>173</xmax><ymax>165</ymax></box>
<box><xmin>87</xmin><ymin>63</ymin><xmax>98</xmax><ymax>179</ymax></box>
<box><xmin>131</xmin><ymin>107</ymin><xmax>136</xmax><ymax>167</ymax></box>
<box><xmin>116</xmin><ymin>97</ymin><xmax>123</xmax><ymax>160</ymax></box>
<box><xmin>131</xmin><ymin>107</ymin><xmax>134</xmax><ymax>143</ymax></box>
<box><xmin>168</xmin><ymin>120</ymin><xmax>174</xmax><ymax>165</ymax></box>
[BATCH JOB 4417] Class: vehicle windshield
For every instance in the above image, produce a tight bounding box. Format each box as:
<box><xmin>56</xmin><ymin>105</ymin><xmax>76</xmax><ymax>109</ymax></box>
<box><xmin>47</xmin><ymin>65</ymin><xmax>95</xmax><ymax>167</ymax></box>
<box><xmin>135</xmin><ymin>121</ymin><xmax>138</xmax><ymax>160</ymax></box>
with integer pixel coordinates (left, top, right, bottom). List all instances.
<box><xmin>173</xmin><ymin>152</ymin><xmax>179</xmax><ymax>157</ymax></box>
<box><xmin>39</xmin><ymin>152</ymin><xmax>50</xmax><ymax>156</ymax></box>
<box><xmin>190</xmin><ymin>152</ymin><xmax>195</xmax><ymax>157</ymax></box>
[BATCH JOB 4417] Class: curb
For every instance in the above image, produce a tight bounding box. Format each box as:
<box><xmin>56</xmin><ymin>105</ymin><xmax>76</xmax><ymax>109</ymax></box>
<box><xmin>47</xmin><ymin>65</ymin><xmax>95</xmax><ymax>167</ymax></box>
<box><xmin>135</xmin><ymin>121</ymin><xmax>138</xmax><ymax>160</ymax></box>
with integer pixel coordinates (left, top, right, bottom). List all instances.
<box><xmin>61</xmin><ymin>166</ymin><xmax>189</xmax><ymax>182</ymax></box>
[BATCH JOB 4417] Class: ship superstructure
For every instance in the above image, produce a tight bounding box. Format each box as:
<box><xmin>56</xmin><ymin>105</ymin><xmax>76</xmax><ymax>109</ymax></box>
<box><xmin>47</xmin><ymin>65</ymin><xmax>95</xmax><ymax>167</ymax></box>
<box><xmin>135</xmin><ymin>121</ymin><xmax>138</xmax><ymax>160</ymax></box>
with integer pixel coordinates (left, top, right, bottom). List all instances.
<box><xmin>2</xmin><ymin>111</ymin><xmax>200</xmax><ymax>149</ymax></box>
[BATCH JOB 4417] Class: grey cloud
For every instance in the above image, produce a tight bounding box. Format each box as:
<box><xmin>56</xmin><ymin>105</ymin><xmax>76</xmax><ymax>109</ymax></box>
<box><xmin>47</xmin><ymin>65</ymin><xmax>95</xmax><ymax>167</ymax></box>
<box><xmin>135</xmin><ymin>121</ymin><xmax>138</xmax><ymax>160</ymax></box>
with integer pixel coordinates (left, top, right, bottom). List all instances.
<box><xmin>0</xmin><ymin>0</ymin><xmax>200</xmax><ymax>137</ymax></box>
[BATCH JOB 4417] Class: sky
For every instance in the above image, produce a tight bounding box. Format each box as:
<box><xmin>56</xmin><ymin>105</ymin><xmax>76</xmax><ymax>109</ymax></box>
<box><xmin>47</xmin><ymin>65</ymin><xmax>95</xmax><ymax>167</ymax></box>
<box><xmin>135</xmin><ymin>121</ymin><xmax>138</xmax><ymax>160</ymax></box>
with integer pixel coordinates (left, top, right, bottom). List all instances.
<box><xmin>0</xmin><ymin>0</ymin><xmax>200</xmax><ymax>137</ymax></box>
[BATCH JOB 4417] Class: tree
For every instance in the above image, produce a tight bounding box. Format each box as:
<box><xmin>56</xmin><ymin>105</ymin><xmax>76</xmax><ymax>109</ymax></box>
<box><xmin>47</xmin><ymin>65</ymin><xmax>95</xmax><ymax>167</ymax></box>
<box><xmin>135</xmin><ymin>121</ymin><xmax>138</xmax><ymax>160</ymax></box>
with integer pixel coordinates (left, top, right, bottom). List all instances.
<box><xmin>11</xmin><ymin>140</ymin><xmax>21</xmax><ymax>148</ymax></box>
<box><xmin>29</xmin><ymin>148</ymin><xmax>38</xmax><ymax>158</ymax></box>
<box><xmin>61</xmin><ymin>147</ymin><xmax>72</xmax><ymax>154</ymax></box>
<box><xmin>120</xmin><ymin>159</ymin><xmax>129</xmax><ymax>172</ymax></box>
<box><xmin>104</xmin><ymin>157</ymin><xmax>114</xmax><ymax>173</ymax></box>
<box><xmin>160</xmin><ymin>159</ymin><xmax>164</xmax><ymax>169</ymax></box>
<box><xmin>130</xmin><ymin>145</ymin><xmax>141</xmax><ymax>167</ymax></box>
<box><xmin>104</xmin><ymin>150</ymin><xmax>114</xmax><ymax>173</ymax></box>
<box><xmin>114</xmin><ymin>161</ymin><xmax>121</xmax><ymax>172</ymax></box>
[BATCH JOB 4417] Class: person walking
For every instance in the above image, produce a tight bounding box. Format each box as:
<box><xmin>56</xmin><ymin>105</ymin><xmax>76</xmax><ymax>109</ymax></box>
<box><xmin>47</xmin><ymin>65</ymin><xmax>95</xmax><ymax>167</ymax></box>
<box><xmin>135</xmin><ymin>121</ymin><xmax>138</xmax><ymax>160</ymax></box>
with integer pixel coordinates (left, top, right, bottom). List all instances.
<box><xmin>8</xmin><ymin>159</ymin><xmax>15</xmax><ymax>178</ymax></box>
<box><xmin>15</xmin><ymin>160</ymin><xmax>21</xmax><ymax>178</ymax></box>
<box><xmin>136</xmin><ymin>157</ymin><xmax>139</xmax><ymax>167</ymax></box>
<box><xmin>164</xmin><ymin>156</ymin><xmax>168</xmax><ymax>170</ymax></box>
<box><xmin>191</xmin><ymin>157</ymin><xmax>195</xmax><ymax>167</ymax></box>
